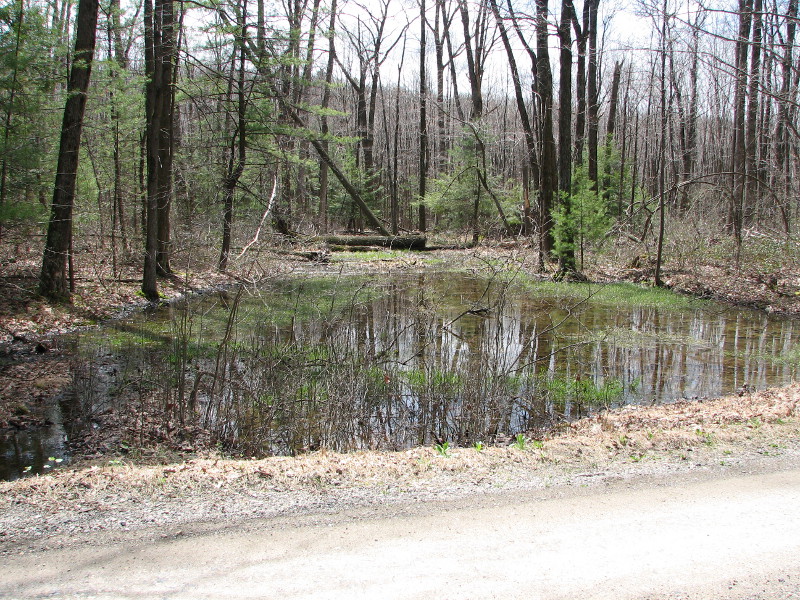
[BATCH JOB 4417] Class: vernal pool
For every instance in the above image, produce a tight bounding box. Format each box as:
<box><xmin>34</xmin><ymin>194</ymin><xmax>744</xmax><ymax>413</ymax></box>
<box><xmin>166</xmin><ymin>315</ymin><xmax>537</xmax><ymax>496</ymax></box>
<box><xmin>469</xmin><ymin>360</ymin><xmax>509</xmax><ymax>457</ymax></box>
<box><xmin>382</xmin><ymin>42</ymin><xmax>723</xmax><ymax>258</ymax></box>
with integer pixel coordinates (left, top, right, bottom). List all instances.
<box><xmin>3</xmin><ymin>270</ymin><xmax>798</xmax><ymax>478</ymax></box>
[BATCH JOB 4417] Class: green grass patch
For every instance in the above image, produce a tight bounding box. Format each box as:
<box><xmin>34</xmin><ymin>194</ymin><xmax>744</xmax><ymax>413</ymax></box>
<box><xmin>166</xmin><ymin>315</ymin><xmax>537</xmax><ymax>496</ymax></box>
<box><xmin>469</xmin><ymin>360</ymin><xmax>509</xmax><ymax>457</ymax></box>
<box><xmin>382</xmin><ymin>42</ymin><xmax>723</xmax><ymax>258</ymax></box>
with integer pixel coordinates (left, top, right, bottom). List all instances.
<box><xmin>331</xmin><ymin>250</ymin><xmax>414</xmax><ymax>262</ymax></box>
<box><xmin>515</xmin><ymin>279</ymin><xmax>704</xmax><ymax>310</ymax></box>
<box><xmin>536</xmin><ymin>374</ymin><xmax>626</xmax><ymax>407</ymax></box>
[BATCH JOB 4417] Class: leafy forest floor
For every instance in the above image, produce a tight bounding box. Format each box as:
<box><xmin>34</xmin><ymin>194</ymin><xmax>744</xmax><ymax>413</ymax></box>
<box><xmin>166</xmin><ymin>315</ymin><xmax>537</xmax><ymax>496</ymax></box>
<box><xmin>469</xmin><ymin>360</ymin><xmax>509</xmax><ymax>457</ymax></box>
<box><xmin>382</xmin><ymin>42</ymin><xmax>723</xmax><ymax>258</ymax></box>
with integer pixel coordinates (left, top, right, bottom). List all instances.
<box><xmin>0</xmin><ymin>227</ymin><xmax>799</xmax><ymax>482</ymax></box>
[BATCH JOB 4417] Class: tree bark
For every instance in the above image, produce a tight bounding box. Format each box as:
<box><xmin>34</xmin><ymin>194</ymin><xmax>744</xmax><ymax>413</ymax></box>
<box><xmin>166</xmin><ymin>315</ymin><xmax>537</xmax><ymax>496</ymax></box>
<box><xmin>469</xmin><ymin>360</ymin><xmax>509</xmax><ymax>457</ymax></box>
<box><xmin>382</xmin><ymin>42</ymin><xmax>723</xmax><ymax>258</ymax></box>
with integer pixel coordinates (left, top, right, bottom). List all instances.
<box><xmin>418</xmin><ymin>0</ymin><xmax>428</xmax><ymax>231</ymax></box>
<box><xmin>142</xmin><ymin>0</ymin><xmax>162</xmax><ymax>301</ymax></box>
<box><xmin>744</xmin><ymin>0</ymin><xmax>763</xmax><ymax>227</ymax></box>
<box><xmin>39</xmin><ymin>0</ymin><xmax>99</xmax><ymax>301</ymax></box>
<box><xmin>573</xmin><ymin>0</ymin><xmax>588</xmax><ymax>163</ymax></box>
<box><xmin>586</xmin><ymin>0</ymin><xmax>599</xmax><ymax>188</ymax></box>
<box><xmin>318</xmin><ymin>0</ymin><xmax>337</xmax><ymax>234</ymax></box>
<box><xmin>155</xmin><ymin>0</ymin><xmax>177</xmax><ymax>275</ymax></box>
<box><xmin>536</xmin><ymin>0</ymin><xmax>557</xmax><ymax>257</ymax></box>
<box><xmin>730</xmin><ymin>0</ymin><xmax>752</xmax><ymax>259</ymax></box>
<box><xmin>774</xmin><ymin>0</ymin><xmax>796</xmax><ymax>234</ymax></box>
<box><xmin>557</xmin><ymin>0</ymin><xmax>576</xmax><ymax>271</ymax></box>
<box><xmin>218</xmin><ymin>0</ymin><xmax>248</xmax><ymax>271</ymax></box>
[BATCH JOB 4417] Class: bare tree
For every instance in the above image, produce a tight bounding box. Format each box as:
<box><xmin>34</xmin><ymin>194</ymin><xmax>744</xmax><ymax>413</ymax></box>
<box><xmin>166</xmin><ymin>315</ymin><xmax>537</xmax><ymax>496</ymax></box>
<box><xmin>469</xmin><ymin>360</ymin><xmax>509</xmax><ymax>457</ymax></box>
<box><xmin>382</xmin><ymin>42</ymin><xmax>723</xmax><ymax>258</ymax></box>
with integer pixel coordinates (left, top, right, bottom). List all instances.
<box><xmin>335</xmin><ymin>0</ymin><xmax>405</xmax><ymax>226</ymax></box>
<box><xmin>774</xmin><ymin>0</ymin><xmax>797</xmax><ymax>233</ymax></box>
<box><xmin>318</xmin><ymin>0</ymin><xmax>338</xmax><ymax>233</ymax></box>
<box><xmin>488</xmin><ymin>0</ymin><xmax>537</xmax><ymax>236</ymax></box>
<box><xmin>730</xmin><ymin>0</ymin><xmax>753</xmax><ymax>261</ymax></box>
<box><xmin>419</xmin><ymin>0</ymin><xmax>429</xmax><ymax>231</ymax></box>
<box><xmin>218</xmin><ymin>0</ymin><xmax>248</xmax><ymax>271</ymax></box>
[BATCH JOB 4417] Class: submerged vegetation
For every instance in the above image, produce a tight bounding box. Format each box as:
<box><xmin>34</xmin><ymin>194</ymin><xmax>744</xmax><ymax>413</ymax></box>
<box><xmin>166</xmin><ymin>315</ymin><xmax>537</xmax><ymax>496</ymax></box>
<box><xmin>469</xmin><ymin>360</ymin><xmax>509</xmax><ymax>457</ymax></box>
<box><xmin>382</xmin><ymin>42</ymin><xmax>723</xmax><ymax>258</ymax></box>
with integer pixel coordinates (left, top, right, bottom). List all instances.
<box><xmin>53</xmin><ymin>268</ymin><xmax>798</xmax><ymax>464</ymax></box>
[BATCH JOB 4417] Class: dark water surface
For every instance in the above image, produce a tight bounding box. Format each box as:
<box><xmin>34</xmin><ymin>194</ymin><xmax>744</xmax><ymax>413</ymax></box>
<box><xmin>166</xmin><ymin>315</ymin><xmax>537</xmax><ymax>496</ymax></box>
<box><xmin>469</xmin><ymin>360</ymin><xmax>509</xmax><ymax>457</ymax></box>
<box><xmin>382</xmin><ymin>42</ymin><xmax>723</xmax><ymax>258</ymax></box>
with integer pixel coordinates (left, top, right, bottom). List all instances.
<box><xmin>3</xmin><ymin>270</ymin><xmax>798</xmax><ymax>478</ymax></box>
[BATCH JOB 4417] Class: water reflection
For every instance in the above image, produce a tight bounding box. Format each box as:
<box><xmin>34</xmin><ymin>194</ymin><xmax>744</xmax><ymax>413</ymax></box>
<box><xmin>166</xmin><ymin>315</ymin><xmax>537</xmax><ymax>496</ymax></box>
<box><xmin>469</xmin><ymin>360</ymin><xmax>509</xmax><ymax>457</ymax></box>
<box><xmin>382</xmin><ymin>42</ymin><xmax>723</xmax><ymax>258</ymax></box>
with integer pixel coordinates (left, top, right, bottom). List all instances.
<box><xmin>0</xmin><ymin>401</ymin><xmax>68</xmax><ymax>481</ymax></box>
<box><xmin>250</xmin><ymin>273</ymin><xmax>797</xmax><ymax>404</ymax></box>
<box><xmin>71</xmin><ymin>272</ymin><xmax>799</xmax><ymax>456</ymax></box>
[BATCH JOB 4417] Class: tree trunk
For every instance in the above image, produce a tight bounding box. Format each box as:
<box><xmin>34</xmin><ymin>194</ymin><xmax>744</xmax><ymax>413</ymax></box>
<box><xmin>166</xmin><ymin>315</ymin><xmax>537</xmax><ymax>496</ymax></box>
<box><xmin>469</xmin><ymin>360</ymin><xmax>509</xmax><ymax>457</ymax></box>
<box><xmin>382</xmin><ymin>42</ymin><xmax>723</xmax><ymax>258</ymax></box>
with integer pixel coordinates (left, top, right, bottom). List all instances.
<box><xmin>142</xmin><ymin>0</ymin><xmax>162</xmax><ymax>301</ymax></box>
<box><xmin>774</xmin><ymin>0</ymin><xmax>796</xmax><ymax>234</ymax></box>
<box><xmin>536</xmin><ymin>0</ymin><xmax>557</xmax><ymax>257</ymax></box>
<box><xmin>730</xmin><ymin>0</ymin><xmax>752</xmax><ymax>260</ymax></box>
<box><xmin>489</xmin><ymin>0</ymin><xmax>536</xmax><ymax>236</ymax></box>
<box><xmin>654</xmin><ymin>0</ymin><xmax>669</xmax><ymax>287</ymax></box>
<box><xmin>573</xmin><ymin>1</ymin><xmax>588</xmax><ymax>163</ymax></box>
<box><xmin>744</xmin><ymin>0</ymin><xmax>762</xmax><ymax>227</ymax></box>
<box><xmin>318</xmin><ymin>235</ymin><xmax>426</xmax><ymax>250</ymax></box>
<box><xmin>39</xmin><ymin>0</ymin><xmax>99</xmax><ymax>301</ymax></box>
<box><xmin>391</xmin><ymin>45</ymin><xmax>406</xmax><ymax>234</ymax></box>
<box><xmin>586</xmin><ymin>0</ymin><xmax>599</xmax><ymax>188</ymax></box>
<box><xmin>418</xmin><ymin>0</ymin><xmax>428</xmax><ymax>232</ymax></box>
<box><xmin>603</xmin><ymin>60</ymin><xmax>622</xmax><ymax>205</ymax></box>
<box><xmin>156</xmin><ymin>0</ymin><xmax>177</xmax><ymax>275</ymax></box>
<box><xmin>557</xmin><ymin>0</ymin><xmax>576</xmax><ymax>271</ymax></box>
<box><xmin>433</xmin><ymin>0</ymin><xmax>450</xmax><ymax>176</ymax></box>
<box><xmin>218</xmin><ymin>0</ymin><xmax>248</xmax><ymax>271</ymax></box>
<box><xmin>318</xmin><ymin>0</ymin><xmax>337</xmax><ymax>234</ymax></box>
<box><xmin>606</xmin><ymin>61</ymin><xmax>622</xmax><ymax>139</ymax></box>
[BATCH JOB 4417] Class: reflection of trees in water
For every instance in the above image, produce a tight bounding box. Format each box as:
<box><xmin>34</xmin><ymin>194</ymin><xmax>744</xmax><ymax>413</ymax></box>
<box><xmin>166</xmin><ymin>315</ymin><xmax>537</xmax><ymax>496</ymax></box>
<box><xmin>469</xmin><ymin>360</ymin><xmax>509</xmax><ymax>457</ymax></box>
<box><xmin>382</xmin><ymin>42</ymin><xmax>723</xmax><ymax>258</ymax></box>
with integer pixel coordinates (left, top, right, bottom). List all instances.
<box><xmin>77</xmin><ymin>274</ymin><xmax>800</xmax><ymax>457</ymax></box>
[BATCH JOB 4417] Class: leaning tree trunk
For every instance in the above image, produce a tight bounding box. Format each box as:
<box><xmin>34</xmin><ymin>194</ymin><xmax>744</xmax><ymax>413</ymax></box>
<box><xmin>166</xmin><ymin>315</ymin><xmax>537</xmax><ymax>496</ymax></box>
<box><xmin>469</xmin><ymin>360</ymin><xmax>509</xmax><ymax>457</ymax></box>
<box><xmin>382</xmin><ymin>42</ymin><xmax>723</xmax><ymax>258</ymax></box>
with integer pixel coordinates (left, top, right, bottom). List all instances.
<box><xmin>39</xmin><ymin>0</ymin><xmax>100</xmax><ymax>301</ymax></box>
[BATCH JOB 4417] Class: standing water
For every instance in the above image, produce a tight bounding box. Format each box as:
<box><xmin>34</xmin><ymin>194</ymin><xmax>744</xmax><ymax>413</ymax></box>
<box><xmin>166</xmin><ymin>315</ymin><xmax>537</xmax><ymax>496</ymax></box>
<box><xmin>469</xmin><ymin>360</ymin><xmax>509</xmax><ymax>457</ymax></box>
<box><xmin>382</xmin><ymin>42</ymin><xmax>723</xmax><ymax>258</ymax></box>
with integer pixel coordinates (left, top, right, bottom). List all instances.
<box><xmin>3</xmin><ymin>270</ymin><xmax>798</xmax><ymax>477</ymax></box>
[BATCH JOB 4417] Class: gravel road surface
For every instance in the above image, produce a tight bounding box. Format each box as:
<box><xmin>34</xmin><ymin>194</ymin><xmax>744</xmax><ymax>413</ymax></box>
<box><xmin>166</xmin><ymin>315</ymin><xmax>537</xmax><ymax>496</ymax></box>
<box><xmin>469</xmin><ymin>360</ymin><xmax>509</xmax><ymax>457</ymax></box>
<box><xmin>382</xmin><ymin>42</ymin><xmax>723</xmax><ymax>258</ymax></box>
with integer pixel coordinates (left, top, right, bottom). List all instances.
<box><xmin>3</xmin><ymin>456</ymin><xmax>800</xmax><ymax>600</ymax></box>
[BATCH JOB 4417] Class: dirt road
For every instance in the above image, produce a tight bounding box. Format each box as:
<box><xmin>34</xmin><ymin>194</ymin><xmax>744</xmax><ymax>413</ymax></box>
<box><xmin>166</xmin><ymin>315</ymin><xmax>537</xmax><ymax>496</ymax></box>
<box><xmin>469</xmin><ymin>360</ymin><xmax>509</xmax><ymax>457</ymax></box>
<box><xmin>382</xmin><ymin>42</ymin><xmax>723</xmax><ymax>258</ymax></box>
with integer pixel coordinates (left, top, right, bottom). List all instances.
<box><xmin>3</xmin><ymin>455</ymin><xmax>800</xmax><ymax>600</ymax></box>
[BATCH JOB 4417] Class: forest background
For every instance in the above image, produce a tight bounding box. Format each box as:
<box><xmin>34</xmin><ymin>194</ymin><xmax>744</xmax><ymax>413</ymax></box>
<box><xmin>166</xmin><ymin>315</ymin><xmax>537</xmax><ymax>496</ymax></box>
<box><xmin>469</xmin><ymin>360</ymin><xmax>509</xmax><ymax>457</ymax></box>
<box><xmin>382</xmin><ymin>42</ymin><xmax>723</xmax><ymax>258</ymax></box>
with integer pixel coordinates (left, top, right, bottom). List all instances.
<box><xmin>0</xmin><ymin>0</ymin><xmax>798</xmax><ymax>308</ymax></box>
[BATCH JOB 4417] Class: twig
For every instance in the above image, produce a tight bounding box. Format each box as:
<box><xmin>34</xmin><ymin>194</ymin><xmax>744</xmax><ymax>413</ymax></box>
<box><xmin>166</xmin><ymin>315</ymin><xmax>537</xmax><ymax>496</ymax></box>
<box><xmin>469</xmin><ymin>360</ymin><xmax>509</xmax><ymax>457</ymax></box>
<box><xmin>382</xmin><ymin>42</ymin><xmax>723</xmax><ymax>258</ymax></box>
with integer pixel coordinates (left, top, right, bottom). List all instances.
<box><xmin>235</xmin><ymin>176</ymin><xmax>277</xmax><ymax>261</ymax></box>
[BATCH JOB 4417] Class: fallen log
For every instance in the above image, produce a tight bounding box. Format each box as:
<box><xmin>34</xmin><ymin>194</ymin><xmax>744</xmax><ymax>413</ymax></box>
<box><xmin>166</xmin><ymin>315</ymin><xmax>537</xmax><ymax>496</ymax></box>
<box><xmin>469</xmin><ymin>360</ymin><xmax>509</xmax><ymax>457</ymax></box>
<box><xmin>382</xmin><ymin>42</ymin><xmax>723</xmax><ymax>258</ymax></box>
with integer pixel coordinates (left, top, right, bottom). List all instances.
<box><xmin>317</xmin><ymin>235</ymin><xmax>426</xmax><ymax>250</ymax></box>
